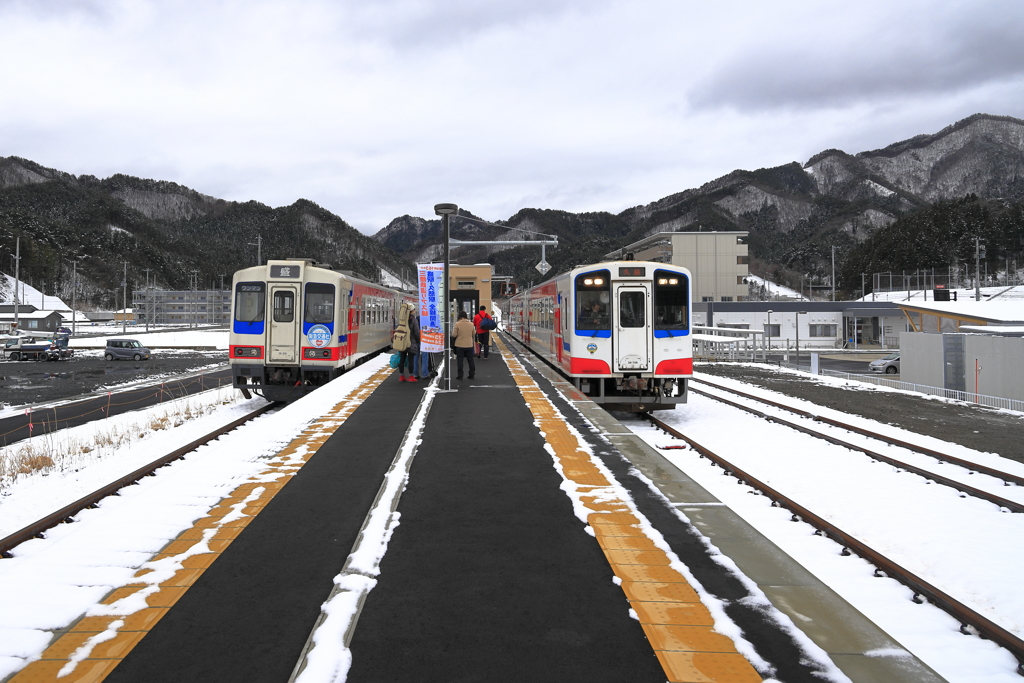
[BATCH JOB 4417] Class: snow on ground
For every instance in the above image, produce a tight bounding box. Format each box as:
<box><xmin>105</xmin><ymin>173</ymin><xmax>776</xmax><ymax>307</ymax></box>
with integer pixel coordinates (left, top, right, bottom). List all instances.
<box><xmin>0</xmin><ymin>274</ymin><xmax>70</xmax><ymax>311</ymax></box>
<box><xmin>0</xmin><ymin>356</ymin><xmax>391</xmax><ymax>679</ymax></box>
<box><xmin>68</xmin><ymin>327</ymin><xmax>230</xmax><ymax>349</ymax></box>
<box><xmin>615</xmin><ymin>374</ymin><xmax>1024</xmax><ymax>683</ymax></box>
<box><xmin>2</xmin><ymin>344</ymin><xmax>1021</xmax><ymax>681</ymax></box>
<box><xmin>0</xmin><ymin>385</ymin><xmax>247</xmax><ymax>510</ymax></box>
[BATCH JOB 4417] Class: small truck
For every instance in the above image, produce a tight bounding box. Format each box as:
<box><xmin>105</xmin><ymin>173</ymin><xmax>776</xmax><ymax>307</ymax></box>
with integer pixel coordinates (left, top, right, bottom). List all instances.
<box><xmin>3</xmin><ymin>335</ymin><xmax>74</xmax><ymax>361</ymax></box>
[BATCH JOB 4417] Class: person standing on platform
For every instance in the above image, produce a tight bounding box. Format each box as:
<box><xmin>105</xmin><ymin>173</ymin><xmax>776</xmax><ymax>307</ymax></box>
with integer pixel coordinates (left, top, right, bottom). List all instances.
<box><xmin>473</xmin><ymin>305</ymin><xmax>493</xmax><ymax>359</ymax></box>
<box><xmin>395</xmin><ymin>302</ymin><xmax>420</xmax><ymax>383</ymax></box>
<box><xmin>452</xmin><ymin>310</ymin><xmax>476</xmax><ymax>380</ymax></box>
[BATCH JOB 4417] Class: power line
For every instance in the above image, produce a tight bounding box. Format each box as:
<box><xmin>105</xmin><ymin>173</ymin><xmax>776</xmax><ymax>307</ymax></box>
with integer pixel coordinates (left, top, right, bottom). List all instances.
<box><xmin>453</xmin><ymin>210</ymin><xmax>557</xmax><ymax>240</ymax></box>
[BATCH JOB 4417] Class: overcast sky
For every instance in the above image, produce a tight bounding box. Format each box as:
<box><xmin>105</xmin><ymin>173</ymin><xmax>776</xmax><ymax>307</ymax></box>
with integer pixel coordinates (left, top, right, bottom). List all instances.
<box><xmin>2</xmin><ymin>0</ymin><xmax>1023</xmax><ymax>235</ymax></box>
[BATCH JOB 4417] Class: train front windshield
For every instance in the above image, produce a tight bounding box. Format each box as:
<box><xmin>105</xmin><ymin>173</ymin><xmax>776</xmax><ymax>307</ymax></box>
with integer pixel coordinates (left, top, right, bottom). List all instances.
<box><xmin>654</xmin><ymin>270</ymin><xmax>689</xmax><ymax>332</ymax></box>
<box><xmin>575</xmin><ymin>270</ymin><xmax>611</xmax><ymax>331</ymax></box>
<box><xmin>304</xmin><ymin>283</ymin><xmax>335</xmax><ymax>324</ymax></box>
<box><xmin>235</xmin><ymin>282</ymin><xmax>266</xmax><ymax>322</ymax></box>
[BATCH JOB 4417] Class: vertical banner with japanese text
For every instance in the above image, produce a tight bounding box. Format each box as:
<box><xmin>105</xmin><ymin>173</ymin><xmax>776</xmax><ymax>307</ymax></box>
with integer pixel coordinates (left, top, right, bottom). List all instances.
<box><xmin>418</xmin><ymin>263</ymin><xmax>445</xmax><ymax>352</ymax></box>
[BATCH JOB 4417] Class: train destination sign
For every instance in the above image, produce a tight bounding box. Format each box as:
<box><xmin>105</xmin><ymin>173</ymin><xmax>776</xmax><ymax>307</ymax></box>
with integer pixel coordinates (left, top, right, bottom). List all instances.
<box><xmin>270</xmin><ymin>265</ymin><xmax>301</xmax><ymax>278</ymax></box>
<box><xmin>618</xmin><ymin>267</ymin><xmax>646</xmax><ymax>277</ymax></box>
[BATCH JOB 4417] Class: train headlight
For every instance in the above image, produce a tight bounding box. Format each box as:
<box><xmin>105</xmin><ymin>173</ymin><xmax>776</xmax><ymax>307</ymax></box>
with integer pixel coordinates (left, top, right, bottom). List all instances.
<box><xmin>658</xmin><ymin>278</ymin><xmax>668</xmax><ymax>285</ymax></box>
<box><xmin>584</xmin><ymin>278</ymin><xmax>593</xmax><ymax>285</ymax></box>
<box><xmin>234</xmin><ymin>347</ymin><xmax>261</xmax><ymax>358</ymax></box>
<box><xmin>669</xmin><ymin>278</ymin><xmax>678</xmax><ymax>285</ymax></box>
<box><xmin>593</xmin><ymin>278</ymin><xmax>604</xmax><ymax>285</ymax></box>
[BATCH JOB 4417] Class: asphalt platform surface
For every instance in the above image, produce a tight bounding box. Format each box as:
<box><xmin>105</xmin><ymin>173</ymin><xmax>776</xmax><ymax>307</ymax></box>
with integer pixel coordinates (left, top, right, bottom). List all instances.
<box><xmin>105</xmin><ymin>369</ymin><xmax>425</xmax><ymax>683</ymax></box>
<box><xmin>345</xmin><ymin>357</ymin><xmax>666</xmax><ymax>682</ymax></box>
<box><xmin>103</xmin><ymin>352</ymin><xmax>668</xmax><ymax>682</ymax></box>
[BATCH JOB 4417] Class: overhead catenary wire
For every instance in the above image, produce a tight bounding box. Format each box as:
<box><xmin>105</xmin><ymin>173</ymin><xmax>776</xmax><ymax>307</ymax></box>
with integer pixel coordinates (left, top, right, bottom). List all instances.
<box><xmin>453</xmin><ymin>210</ymin><xmax>557</xmax><ymax>241</ymax></box>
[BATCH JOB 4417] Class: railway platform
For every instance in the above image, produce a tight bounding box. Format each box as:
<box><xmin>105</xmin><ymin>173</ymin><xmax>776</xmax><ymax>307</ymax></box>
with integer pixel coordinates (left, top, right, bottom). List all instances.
<box><xmin>6</xmin><ymin>335</ymin><xmax>945</xmax><ymax>683</ymax></box>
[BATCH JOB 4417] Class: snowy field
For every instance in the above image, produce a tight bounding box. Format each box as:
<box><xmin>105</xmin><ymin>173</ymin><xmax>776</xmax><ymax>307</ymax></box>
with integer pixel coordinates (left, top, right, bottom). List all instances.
<box><xmin>0</xmin><ymin>356</ymin><xmax>391</xmax><ymax>680</ymax></box>
<box><xmin>67</xmin><ymin>327</ymin><xmax>229</xmax><ymax>350</ymax></box>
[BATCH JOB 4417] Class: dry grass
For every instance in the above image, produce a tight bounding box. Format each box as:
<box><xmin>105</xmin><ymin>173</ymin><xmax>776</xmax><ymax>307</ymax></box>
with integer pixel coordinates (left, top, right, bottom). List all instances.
<box><xmin>0</xmin><ymin>387</ymin><xmax>241</xmax><ymax>493</ymax></box>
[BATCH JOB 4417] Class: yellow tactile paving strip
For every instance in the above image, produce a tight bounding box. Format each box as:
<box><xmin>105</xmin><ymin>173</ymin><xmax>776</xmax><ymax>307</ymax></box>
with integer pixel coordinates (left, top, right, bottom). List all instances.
<box><xmin>495</xmin><ymin>336</ymin><xmax>762</xmax><ymax>683</ymax></box>
<box><xmin>9</xmin><ymin>365</ymin><xmax>394</xmax><ymax>683</ymax></box>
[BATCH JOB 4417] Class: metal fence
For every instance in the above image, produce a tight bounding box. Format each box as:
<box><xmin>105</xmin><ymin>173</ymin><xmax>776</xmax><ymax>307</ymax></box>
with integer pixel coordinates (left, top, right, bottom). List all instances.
<box><xmin>767</xmin><ymin>361</ymin><xmax>1024</xmax><ymax>413</ymax></box>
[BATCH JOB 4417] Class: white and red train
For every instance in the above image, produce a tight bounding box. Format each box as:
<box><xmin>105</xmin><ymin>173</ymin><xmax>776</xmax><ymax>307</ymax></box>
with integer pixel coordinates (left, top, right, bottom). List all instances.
<box><xmin>229</xmin><ymin>259</ymin><xmax>411</xmax><ymax>402</ymax></box>
<box><xmin>503</xmin><ymin>260</ymin><xmax>692</xmax><ymax>410</ymax></box>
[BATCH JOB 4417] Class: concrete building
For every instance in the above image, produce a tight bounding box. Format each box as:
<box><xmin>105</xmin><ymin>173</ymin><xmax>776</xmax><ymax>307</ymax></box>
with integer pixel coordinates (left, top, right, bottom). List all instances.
<box><xmin>894</xmin><ymin>298</ymin><xmax>1024</xmax><ymax>402</ymax></box>
<box><xmin>608</xmin><ymin>231</ymin><xmax>749</xmax><ymax>303</ymax></box>
<box><xmin>695</xmin><ymin>300</ymin><xmax>909</xmax><ymax>351</ymax></box>
<box><xmin>132</xmin><ymin>288</ymin><xmax>231</xmax><ymax>325</ymax></box>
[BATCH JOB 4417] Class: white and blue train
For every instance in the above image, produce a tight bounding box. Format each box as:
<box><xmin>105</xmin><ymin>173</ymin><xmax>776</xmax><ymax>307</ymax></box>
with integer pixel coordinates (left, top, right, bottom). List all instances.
<box><xmin>504</xmin><ymin>260</ymin><xmax>692</xmax><ymax>411</ymax></box>
<box><xmin>229</xmin><ymin>259</ymin><xmax>411</xmax><ymax>402</ymax></box>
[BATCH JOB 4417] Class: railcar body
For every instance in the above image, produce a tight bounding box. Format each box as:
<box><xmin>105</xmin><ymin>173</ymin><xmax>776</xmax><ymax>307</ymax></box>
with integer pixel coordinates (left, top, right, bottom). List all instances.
<box><xmin>229</xmin><ymin>259</ymin><xmax>405</xmax><ymax>402</ymax></box>
<box><xmin>505</xmin><ymin>260</ymin><xmax>691</xmax><ymax>411</ymax></box>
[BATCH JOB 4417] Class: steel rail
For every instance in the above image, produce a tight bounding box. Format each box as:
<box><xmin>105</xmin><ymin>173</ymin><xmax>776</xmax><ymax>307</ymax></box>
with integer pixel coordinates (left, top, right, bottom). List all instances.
<box><xmin>643</xmin><ymin>412</ymin><xmax>1024</xmax><ymax>676</ymax></box>
<box><xmin>692</xmin><ymin>376</ymin><xmax>1024</xmax><ymax>487</ymax></box>
<box><xmin>688</xmin><ymin>385</ymin><xmax>1024</xmax><ymax>514</ymax></box>
<box><xmin>0</xmin><ymin>402</ymin><xmax>277</xmax><ymax>559</ymax></box>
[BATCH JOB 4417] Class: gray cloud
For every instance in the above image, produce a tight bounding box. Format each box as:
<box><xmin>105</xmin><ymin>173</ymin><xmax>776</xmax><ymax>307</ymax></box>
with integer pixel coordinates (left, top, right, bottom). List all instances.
<box><xmin>689</xmin><ymin>2</ymin><xmax>1024</xmax><ymax>111</ymax></box>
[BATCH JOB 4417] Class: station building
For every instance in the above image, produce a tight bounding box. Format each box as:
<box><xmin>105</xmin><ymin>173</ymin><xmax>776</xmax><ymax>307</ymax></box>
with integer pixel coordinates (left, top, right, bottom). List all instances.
<box><xmin>895</xmin><ymin>297</ymin><xmax>1024</xmax><ymax>403</ymax></box>
<box><xmin>607</xmin><ymin>231</ymin><xmax>750</xmax><ymax>303</ymax></box>
<box><xmin>447</xmin><ymin>264</ymin><xmax>493</xmax><ymax>319</ymax></box>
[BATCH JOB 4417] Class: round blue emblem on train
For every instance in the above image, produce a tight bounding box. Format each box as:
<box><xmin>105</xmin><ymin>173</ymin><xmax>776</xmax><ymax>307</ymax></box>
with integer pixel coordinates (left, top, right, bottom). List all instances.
<box><xmin>307</xmin><ymin>324</ymin><xmax>332</xmax><ymax>348</ymax></box>
<box><xmin>586</xmin><ymin>342</ymin><xmax>598</xmax><ymax>355</ymax></box>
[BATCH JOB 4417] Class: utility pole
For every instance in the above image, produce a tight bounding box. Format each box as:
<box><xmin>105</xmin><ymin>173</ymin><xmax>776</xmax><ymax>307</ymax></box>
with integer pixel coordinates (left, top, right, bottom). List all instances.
<box><xmin>122</xmin><ymin>262</ymin><xmax>128</xmax><ymax>334</ymax></box>
<box><xmin>248</xmin><ymin>235</ymin><xmax>262</xmax><ymax>266</ymax></box>
<box><xmin>71</xmin><ymin>260</ymin><xmax>78</xmax><ymax>336</ymax></box>
<box><xmin>975</xmin><ymin>236</ymin><xmax>984</xmax><ymax>301</ymax></box>
<box><xmin>143</xmin><ymin>268</ymin><xmax>151</xmax><ymax>331</ymax></box>
<box><xmin>13</xmin><ymin>237</ymin><xmax>20</xmax><ymax>332</ymax></box>
<box><xmin>831</xmin><ymin>246</ymin><xmax>836</xmax><ymax>302</ymax></box>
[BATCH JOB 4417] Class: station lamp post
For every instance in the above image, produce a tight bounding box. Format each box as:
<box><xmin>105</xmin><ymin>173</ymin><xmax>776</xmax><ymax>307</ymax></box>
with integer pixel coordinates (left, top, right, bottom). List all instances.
<box><xmin>766</xmin><ymin>309</ymin><xmax>773</xmax><ymax>361</ymax></box>
<box><xmin>434</xmin><ymin>203</ymin><xmax>458</xmax><ymax>391</ymax></box>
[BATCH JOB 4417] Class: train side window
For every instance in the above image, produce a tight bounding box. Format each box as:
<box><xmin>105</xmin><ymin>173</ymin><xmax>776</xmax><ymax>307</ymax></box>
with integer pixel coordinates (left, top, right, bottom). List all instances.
<box><xmin>304</xmin><ymin>283</ymin><xmax>335</xmax><ymax>324</ymax></box>
<box><xmin>575</xmin><ymin>270</ymin><xmax>610</xmax><ymax>330</ymax></box>
<box><xmin>619</xmin><ymin>291</ymin><xmax>645</xmax><ymax>327</ymax></box>
<box><xmin>654</xmin><ymin>270</ymin><xmax>689</xmax><ymax>331</ymax></box>
<box><xmin>235</xmin><ymin>282</ymin><xmax>266</xmax><ymax>322</ymax></box>
<box><xmin>273</xmin><ymin>290</ymin><xmax>295</xmax><ymax>323</ymax></box>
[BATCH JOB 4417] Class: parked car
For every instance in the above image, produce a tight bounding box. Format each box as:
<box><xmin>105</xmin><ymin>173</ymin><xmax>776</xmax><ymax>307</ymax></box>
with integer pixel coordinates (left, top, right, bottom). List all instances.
<box><xmin>869</xmin><ymin>352</ymin><xmax>900</xmax><ymax>374</ymax></box>
<box><xmin>105</xmin><ymin>338</ymin><xmax>151</xmax><ymax>361</ymax></box>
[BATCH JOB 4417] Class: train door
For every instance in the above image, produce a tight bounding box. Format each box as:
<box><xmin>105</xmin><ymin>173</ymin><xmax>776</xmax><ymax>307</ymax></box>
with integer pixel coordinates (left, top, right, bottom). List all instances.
<box><xmin>613</xmin><ymin>284</ymin><xmax>650</xmax><ymax>372</ymax></box>
<box><xmin>268</xmin><ymin>284</ymin><xmax>299</xmax><ymax>363</ymax></box>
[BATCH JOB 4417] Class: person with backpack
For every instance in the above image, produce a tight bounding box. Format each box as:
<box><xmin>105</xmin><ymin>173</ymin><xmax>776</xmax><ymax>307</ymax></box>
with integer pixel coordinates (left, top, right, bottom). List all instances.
<box><xmin>473</xmin><ymin>305</ymin><xmax>495</xmax><ymax>359</ymax></box>
<box><xmin>392</xmin><ymin>302</ymin><xmax>420</xmax><ymax>382</ymax></box>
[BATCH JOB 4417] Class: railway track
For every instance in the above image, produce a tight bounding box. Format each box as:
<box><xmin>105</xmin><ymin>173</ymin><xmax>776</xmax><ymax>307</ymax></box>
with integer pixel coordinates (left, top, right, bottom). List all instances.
<box><xmin>689</xmin><ymin>376</ymin><xmax>1024</xmax><ymax>514</ymax></box>
<box><xmin>0</xmin><ymin>401</ymin><xmax>277</xmax><ymax>559</ymax></box>
<box><xmin>642</xmin><ymin>410</ymin><xmax>1024</xmax><ymax>675</ymax></box>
